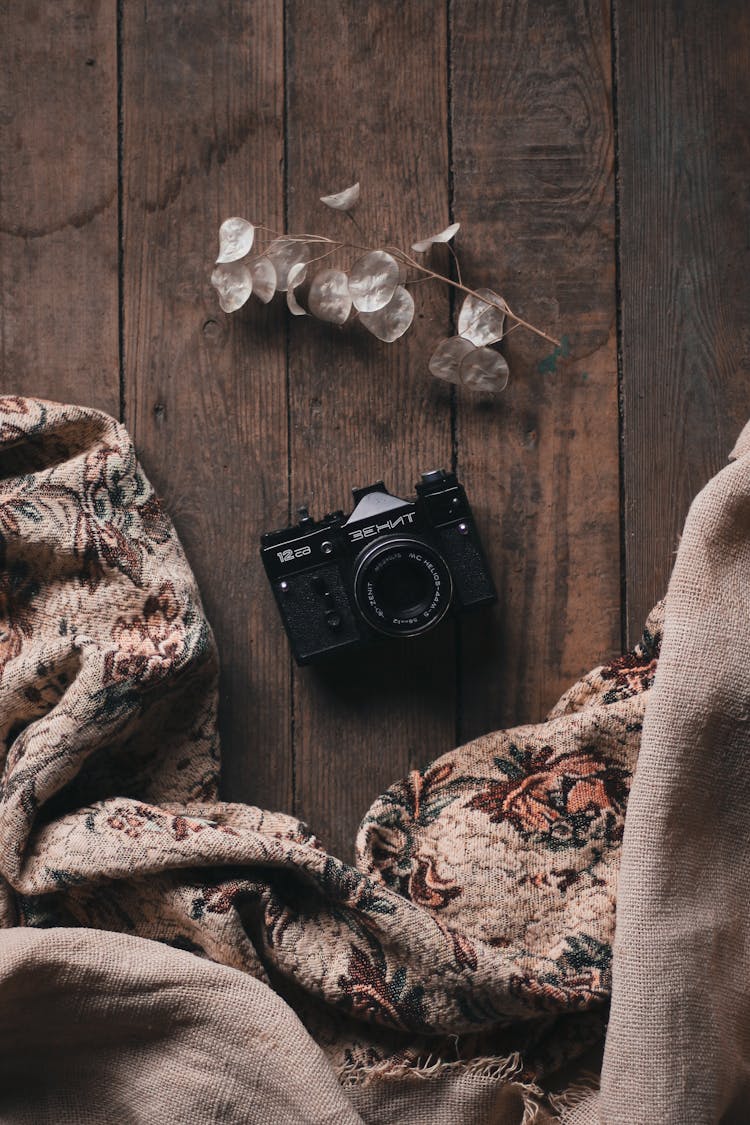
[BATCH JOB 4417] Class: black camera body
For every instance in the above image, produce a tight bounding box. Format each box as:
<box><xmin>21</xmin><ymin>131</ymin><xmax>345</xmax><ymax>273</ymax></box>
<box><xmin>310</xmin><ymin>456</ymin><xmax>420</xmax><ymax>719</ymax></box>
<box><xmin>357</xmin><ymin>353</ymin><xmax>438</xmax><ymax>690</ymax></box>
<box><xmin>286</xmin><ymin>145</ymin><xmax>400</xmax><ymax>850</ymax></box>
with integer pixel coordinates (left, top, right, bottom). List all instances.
<box><xmin>260</xmin><ymin>469</ymin><xmax>496</xmax><ymax>665</ymax></box>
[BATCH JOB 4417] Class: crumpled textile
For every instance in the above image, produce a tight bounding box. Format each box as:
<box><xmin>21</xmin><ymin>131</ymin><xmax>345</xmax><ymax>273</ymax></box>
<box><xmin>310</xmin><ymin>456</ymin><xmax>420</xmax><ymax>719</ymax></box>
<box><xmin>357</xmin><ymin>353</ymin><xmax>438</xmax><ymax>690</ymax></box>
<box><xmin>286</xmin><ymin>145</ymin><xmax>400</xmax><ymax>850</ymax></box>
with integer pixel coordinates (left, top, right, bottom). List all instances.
<box><xmin>0</xmin><ymin>395</ymin><xmax>747</xmax><ymax>1123</ymax></box>
<box><xmin>0</xmin><ymin>926</ymin><xmax>363</xmax><ymax>1125</ymax></box>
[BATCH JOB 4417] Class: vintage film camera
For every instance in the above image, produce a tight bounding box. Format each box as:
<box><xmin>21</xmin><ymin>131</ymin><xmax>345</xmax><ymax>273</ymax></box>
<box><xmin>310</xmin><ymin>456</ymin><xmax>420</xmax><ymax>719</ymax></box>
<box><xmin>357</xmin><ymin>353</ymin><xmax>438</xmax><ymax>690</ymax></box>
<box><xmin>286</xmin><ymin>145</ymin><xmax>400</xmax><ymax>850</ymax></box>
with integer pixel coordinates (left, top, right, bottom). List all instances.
<box><xmin>260</xmin><ymin>469</ymin><xmax>496</xmax><ymax>665</ymax></box>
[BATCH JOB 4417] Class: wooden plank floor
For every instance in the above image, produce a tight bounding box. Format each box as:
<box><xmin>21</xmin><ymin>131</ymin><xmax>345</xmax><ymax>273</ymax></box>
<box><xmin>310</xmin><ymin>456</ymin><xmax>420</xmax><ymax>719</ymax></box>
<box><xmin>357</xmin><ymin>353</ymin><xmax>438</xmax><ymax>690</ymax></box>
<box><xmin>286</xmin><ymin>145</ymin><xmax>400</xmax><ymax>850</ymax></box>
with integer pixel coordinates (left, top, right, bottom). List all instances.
<box><xmin>1</xmin><ymin>1</ymin><xmax>747</xmax><ymax>860</ymax></box>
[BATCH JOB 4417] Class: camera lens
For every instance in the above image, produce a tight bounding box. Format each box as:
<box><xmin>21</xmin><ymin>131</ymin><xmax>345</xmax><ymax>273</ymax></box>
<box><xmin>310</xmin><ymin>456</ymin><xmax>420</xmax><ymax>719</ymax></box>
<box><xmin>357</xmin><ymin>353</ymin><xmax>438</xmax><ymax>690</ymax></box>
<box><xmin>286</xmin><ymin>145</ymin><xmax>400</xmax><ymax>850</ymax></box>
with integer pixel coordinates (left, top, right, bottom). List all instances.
<box><xmin>353</xmin><ymin>537</ymin><xmax>453</xmax><ymax>637</ymax></box>
<box><xmin>373</xmin><ymin>556</ymin><xmax>433</xmax><ymax>617</ymax></box>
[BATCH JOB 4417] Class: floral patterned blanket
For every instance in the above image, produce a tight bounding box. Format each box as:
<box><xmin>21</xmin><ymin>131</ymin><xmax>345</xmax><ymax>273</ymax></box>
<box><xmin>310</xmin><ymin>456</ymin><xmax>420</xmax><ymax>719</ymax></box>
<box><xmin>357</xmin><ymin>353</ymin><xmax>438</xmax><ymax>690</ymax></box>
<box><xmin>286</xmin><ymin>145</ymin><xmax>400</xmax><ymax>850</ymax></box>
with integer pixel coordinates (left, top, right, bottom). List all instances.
<box><xmin>2</xmin><ymin>395</ymin><xmax>737</xmax><ymax>1123</ymax></box>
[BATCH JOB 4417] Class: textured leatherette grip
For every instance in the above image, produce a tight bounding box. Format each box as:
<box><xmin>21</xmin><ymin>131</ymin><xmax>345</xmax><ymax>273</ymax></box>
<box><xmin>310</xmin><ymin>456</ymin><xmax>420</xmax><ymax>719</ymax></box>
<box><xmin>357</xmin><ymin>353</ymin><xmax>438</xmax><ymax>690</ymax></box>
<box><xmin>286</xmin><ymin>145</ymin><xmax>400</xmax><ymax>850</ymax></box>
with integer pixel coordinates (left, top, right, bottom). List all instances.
<box><xmin>436</xmin><ymin>524</ymin><xmax>496</xmax><ymax>608</ymax></box>
<box><xmin>274</xmin><ymin>563</ymin><xmax>362</xmax><ymax>663</ymax></box>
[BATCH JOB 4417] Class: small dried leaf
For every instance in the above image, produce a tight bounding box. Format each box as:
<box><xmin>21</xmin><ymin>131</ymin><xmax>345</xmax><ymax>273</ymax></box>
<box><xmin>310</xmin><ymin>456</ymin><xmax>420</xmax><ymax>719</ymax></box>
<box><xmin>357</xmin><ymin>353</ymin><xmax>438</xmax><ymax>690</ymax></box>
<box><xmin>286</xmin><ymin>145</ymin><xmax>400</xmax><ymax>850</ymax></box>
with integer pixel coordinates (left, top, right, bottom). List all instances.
<box><xmin>459</xmin><ymin>345</ymin><xmax>510</xmax><ymax>393</ymax></box>
<box><xmin>458</xmin><ymin>288</ymin><xmax>507</xmax><ymax>347</ymax></box>
<box><xmin>211</xmin><ymin>261</ymin><xmax>252</xmax><ymax>313</ymax></box>
<box><xmin>411</xmin><ymin>222</ymin><xmax>460</xmax><ymax>253</ymax></box>
<box><xmin>265</xmin><ymin>239</ymin><xmax>311</xmax><ymax>291</ymax></box>
<box><xmin>348</xmin><ymin>250</ymin><xmax>400</xmax><ymax>312</ymax></box>
<box><xmin>320</xmin><ymin>181</ymin><xmax>360</xmax><ymax>212</ymax></box>
<box><xmin>286</xmin><ymin>262</ymin><xmax>307</xmax><ymax>316</ymax></box>
<box><xmin>428</xmin><ymin>336</ymin><xmax>475</xmax><ymax>384</ymax></box>
<box><xmin>216</xmin><ymin>217</ymin><xmax>255</xmax><ymax>264</ymax></box>
<box><xmin>308</xmin><ymin>269</ymin><xmax>352</xmax><ymax>324</ymax></box>
<box><xmin>359</xmin><ymin>286</ymin><xmax>414</xmax><ymax>342</ymax></box>
<box><xmin>248</xmin><ymin>257</ymin><xmax>276</xmax><ymax>303</ymax></box>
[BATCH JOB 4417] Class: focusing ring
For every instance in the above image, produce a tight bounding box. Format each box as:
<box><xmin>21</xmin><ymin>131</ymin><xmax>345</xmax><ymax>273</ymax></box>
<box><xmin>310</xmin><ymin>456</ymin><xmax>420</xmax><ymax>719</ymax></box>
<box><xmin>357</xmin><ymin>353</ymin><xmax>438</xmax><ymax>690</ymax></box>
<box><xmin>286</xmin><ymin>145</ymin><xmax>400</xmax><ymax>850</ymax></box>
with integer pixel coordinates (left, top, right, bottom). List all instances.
<box><xmin>353</xmin><ymin>536</ymin><xmax>453</xmax><ymax>637</ymax></box>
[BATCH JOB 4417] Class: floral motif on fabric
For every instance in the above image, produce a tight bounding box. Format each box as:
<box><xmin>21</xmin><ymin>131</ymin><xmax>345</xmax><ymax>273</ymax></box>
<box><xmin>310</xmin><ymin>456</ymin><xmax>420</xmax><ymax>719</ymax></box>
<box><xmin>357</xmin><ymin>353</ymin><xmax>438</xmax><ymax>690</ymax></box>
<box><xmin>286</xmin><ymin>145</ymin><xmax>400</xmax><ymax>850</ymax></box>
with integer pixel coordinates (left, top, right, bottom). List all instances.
<box><xmin>468</xmin><ymin>743</ymin><xmax>630</xmax><ymax>849</ymax></box>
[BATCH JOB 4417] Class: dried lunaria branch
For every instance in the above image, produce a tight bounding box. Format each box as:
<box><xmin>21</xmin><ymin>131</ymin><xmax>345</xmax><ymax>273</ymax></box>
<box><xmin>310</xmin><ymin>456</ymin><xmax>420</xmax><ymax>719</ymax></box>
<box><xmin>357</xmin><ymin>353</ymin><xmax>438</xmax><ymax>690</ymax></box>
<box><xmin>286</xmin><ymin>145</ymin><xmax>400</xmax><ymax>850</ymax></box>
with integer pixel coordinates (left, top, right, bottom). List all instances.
<box><xmin>210</xmin><ymin>182</ymin><xmax>560</xmax><ymax>394</ymax></box>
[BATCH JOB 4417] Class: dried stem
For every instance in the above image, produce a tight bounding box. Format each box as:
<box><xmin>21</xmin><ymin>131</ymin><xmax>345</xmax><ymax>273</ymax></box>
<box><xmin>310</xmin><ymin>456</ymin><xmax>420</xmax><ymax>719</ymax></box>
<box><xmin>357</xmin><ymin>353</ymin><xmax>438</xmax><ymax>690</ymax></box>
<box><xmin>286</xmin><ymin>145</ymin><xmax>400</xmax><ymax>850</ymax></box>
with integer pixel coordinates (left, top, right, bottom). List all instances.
<box><xmin>447</xmin><ymin>243</ymin><xmax>463</xmax><ymax>288</ymax></box>
<box><xmin>345</xmin><ymin>211</ymin><xmax>366</xmax><ymax>238</ymax></box>
<box><xmin>393</xmin><ymin>247</ymin><xmax>560</xmax><ymax>347</ymax></box>
<box><xmin>303</xmin><ymin>245</ymin><xmax>341</xmax><ymax>270</ymax></box>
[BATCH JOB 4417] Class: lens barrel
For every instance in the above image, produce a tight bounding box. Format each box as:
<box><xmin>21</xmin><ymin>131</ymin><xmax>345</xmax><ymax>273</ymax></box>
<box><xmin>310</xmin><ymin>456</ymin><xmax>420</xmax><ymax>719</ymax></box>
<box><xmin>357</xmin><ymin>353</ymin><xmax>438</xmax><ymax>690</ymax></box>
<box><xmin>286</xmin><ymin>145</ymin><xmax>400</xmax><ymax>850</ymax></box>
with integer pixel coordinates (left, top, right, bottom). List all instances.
<box><xmin>353</xmin><ymin>536</ymin><xmax>453</xmax><ymax>637</ymax></box>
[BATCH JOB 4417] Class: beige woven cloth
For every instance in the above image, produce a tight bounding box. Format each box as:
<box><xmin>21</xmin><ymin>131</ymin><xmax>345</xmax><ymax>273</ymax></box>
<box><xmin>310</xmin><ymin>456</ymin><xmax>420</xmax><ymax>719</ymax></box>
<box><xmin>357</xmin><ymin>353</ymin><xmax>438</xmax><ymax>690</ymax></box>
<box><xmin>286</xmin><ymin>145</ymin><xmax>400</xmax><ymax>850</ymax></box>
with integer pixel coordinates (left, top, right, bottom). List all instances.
<box><xmin>567</xmin><ymin>418</ymin><xmax>750</xmax><ymax>1125</ymax></box>
<box><xmin>0</xmin><ymin>396</ymin><xmax>747</xmax><ymax>1123</ymax></box>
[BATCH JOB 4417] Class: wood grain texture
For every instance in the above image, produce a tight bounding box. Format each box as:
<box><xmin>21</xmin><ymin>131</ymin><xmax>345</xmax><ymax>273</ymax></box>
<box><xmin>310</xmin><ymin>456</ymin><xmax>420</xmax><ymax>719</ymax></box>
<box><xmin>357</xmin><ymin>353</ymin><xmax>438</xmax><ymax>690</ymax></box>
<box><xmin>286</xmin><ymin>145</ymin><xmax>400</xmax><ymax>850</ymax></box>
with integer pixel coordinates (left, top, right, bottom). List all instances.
<box><xmin>450</xmin><ymin>0</ymin><xmax>621</xmax><ymax>739</ymax></box>
<box><xmin>121</xmin><ymin>1</ymin><xmax>292</xmax><ymax>810</ymax></box>
<box><xmin>0</xmin><ymin>0</ymin><xmax>118</xmax><ymax>411</ymax></box>
<box><xmin>285</xmin><ymin>0</ymin><xmax>455</xmax><ymax>858</ymax></box>
<box><xmin>615</xmin><ymin>0</ymin><xmax>750</xmax><ymax>642</ymax></box>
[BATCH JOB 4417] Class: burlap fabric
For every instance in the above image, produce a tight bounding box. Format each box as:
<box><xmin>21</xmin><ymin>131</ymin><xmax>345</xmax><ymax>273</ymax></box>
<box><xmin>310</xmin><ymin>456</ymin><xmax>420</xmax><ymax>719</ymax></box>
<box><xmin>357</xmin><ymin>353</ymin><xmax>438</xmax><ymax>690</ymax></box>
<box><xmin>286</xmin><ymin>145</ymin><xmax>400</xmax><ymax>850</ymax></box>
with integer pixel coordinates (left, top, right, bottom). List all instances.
<box><xmin>0</xmin><ymin>396</ymin><xmax>747</xmax><ymax>1122</ymax></box>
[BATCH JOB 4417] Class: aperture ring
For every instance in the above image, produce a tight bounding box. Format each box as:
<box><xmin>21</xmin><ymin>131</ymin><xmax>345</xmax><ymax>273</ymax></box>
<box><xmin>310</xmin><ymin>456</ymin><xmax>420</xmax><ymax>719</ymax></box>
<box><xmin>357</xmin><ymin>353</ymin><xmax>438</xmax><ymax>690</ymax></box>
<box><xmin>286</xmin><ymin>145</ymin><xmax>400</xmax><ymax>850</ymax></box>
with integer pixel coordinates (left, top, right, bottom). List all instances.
<box><xmin>353</xmin><ymin>536</ymin><xmax>453</xmax><ymax>637</ymax></box>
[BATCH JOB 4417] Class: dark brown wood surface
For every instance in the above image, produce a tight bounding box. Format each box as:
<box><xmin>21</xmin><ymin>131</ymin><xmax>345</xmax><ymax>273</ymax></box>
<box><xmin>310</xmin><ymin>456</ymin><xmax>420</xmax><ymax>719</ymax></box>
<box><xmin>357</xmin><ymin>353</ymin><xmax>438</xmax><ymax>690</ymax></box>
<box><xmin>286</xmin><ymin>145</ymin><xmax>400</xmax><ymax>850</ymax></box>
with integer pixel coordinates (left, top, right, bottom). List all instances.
<box><xmin>615</xmin><ymin>0</ymin><xmax>750</xmax><ymax>642</ymax></box>
<box><xmin>1</xmin><ymin>1</ymin><xmax>747</xmax><ymax>858</ymax></box>
<box><xmin>120</xmin><ymin>0</ymin><xmax>292</xmax><ymax>816</ymax></box>
<box><xmin>0</xmin><ymin>1</ymin><xmax>119</xmax><ymax>414</ymax></box>
<box><xmin>451</xmin><ymin>0</ymin><xmax>621</xmax><ymax>740</ymax></box>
